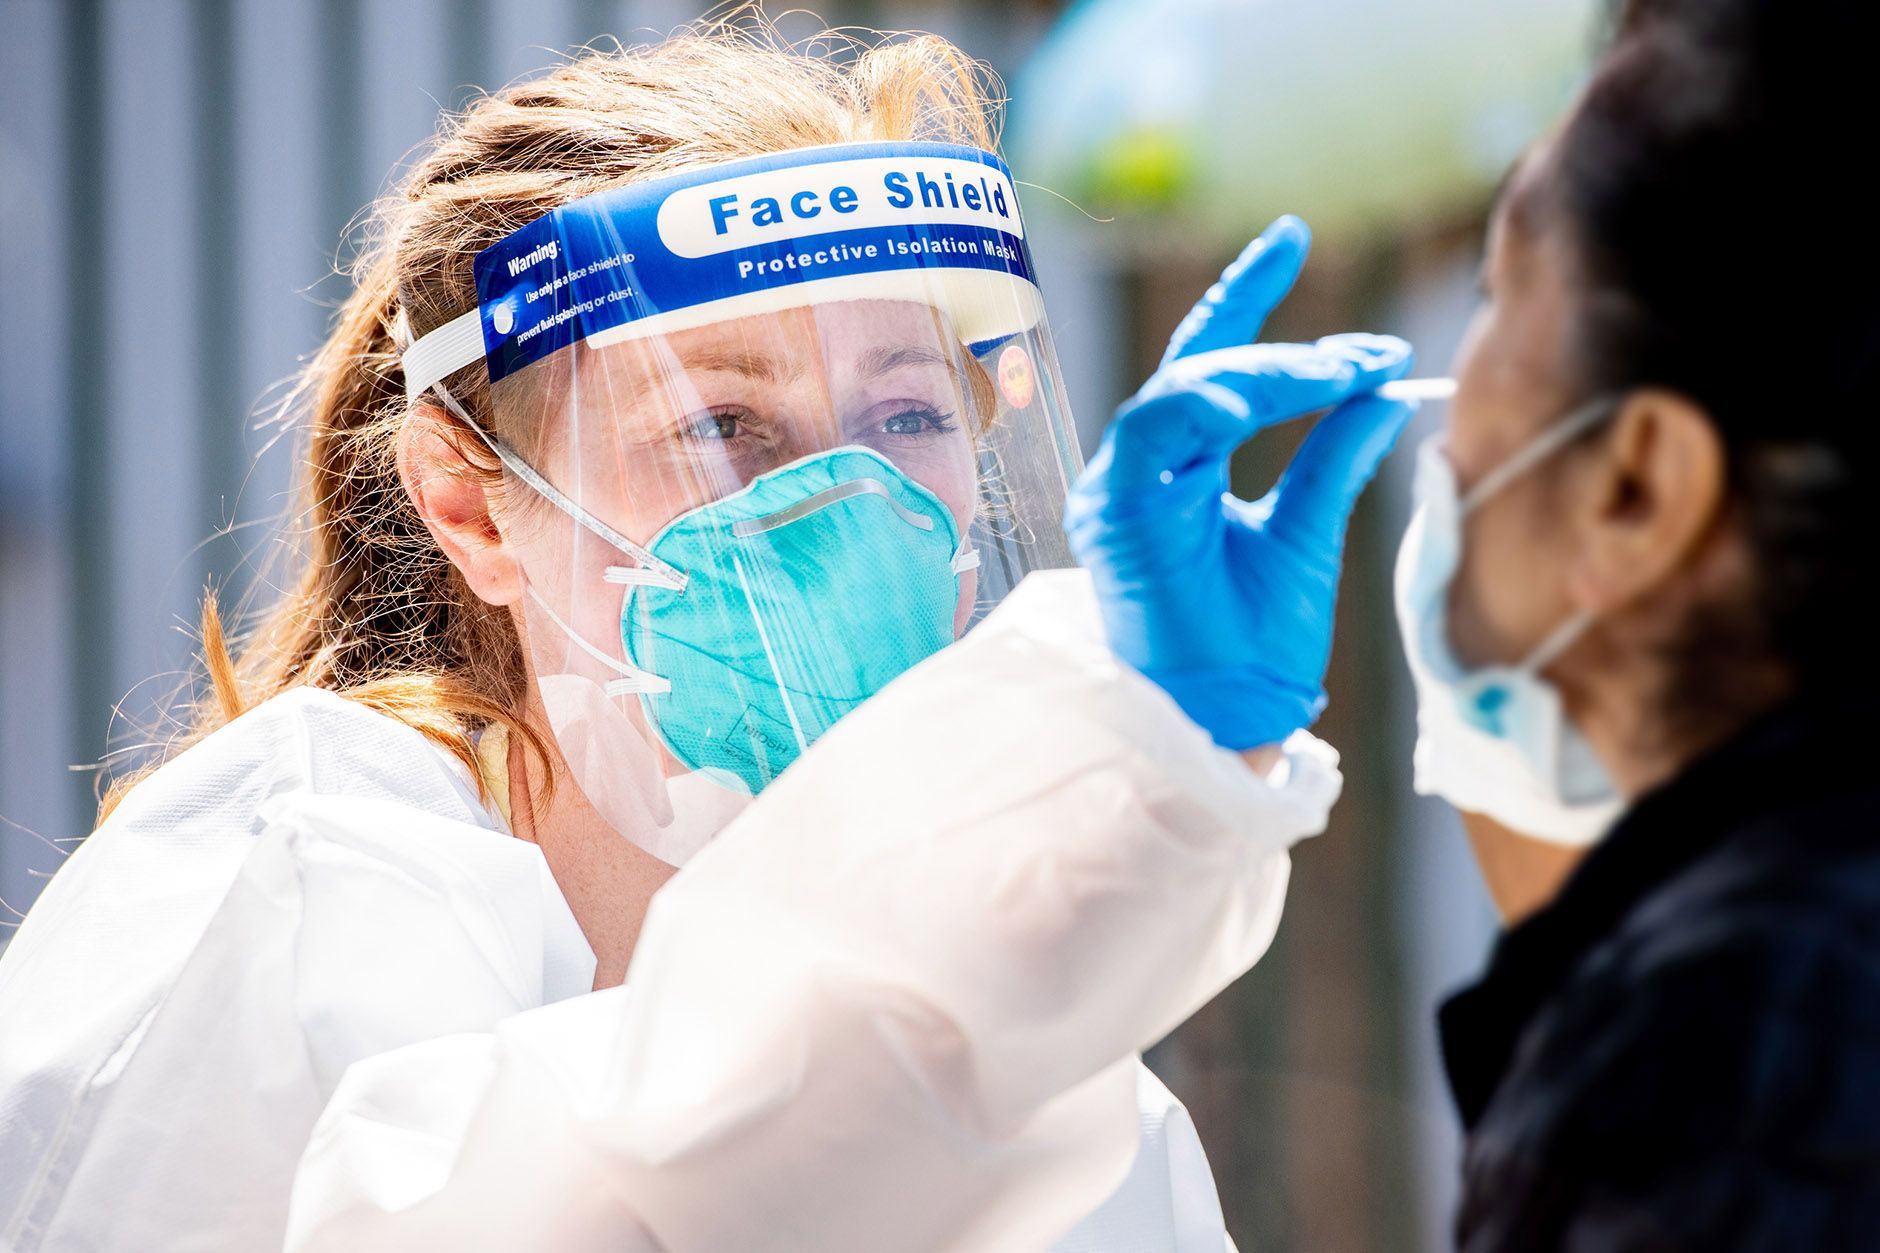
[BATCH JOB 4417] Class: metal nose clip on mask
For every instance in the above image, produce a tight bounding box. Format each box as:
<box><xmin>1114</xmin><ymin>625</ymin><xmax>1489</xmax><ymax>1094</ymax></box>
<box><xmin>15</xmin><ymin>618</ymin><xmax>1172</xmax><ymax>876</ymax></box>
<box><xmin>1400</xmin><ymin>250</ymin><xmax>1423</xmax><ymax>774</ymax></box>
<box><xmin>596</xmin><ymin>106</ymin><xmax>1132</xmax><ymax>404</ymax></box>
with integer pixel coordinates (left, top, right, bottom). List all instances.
<box><xmin>1393</xmin><ymin>396</ymin><xmax>1627</xmax><ymax>847</ymax></box>
<box><xmin>398</xmin><ymin>140</ymin><xmax>1083</xmax><ymax>864</ymax></box>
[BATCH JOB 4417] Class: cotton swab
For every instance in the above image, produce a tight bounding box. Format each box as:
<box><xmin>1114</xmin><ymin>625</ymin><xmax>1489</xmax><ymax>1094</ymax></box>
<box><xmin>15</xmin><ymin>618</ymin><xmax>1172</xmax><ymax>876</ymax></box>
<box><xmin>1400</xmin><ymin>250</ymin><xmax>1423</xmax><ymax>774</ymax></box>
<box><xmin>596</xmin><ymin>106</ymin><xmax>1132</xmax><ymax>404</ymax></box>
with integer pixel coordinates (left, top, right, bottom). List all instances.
<box><xmin>1376</xmin><ymin>377</ymin><xmax>1457</xmax><ymax>402</ymax></box>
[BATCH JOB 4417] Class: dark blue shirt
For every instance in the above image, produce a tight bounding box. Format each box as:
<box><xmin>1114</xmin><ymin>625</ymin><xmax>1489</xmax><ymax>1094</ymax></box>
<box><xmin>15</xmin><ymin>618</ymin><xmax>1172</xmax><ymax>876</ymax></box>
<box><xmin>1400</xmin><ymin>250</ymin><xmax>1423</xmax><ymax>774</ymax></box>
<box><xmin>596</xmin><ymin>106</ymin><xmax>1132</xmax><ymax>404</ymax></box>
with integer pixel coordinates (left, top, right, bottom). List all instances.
<box><xmin>1440</xmin><ymin>690</ymin><xmax>1880</xmax><ymax>1250</ymax></box>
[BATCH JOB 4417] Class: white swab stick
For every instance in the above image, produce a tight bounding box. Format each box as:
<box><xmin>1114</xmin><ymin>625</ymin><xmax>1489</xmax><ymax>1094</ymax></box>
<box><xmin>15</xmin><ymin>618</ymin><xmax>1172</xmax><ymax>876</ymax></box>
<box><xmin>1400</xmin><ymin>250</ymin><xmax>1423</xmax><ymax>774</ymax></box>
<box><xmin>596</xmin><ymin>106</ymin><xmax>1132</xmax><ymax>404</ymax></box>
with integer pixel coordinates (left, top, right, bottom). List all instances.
<box><xmin>1377</xmin><ymin>377</ymin><xmax>1457</xmax><ymax>401</ymax></box>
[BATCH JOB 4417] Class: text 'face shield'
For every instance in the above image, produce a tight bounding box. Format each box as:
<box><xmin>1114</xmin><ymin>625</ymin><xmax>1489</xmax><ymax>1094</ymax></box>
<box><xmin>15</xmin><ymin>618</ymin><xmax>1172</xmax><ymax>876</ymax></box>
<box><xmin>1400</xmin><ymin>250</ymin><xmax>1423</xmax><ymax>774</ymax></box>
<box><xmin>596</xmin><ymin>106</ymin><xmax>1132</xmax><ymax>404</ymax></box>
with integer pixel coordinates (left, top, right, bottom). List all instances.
<box><xmin>404</xmin><ymin>142</ymin><xmax>1080</xmax><ymax>863</ymax></box>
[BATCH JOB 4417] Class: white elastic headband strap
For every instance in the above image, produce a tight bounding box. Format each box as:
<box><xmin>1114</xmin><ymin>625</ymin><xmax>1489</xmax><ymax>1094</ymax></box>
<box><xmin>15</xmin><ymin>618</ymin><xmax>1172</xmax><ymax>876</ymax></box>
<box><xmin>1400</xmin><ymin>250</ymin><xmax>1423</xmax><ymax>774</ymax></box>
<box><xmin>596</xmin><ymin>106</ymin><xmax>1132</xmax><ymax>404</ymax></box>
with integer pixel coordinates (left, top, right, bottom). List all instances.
<box><xmin>402</xmin><ymin>309</ymin><xmax>485</xmax><ymax>406</ymax></box>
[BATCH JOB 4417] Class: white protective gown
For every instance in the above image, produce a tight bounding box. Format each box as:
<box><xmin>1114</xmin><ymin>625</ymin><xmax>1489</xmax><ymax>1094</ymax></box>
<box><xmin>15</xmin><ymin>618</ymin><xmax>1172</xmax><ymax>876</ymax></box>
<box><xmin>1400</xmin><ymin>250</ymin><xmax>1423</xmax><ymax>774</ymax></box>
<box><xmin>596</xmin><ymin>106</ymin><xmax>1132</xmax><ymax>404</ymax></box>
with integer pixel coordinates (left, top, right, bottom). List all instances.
<box><xmin>0</xmin><ymin>572</ymin><xmax>1340</xmax><ymax>1252</ymax></box>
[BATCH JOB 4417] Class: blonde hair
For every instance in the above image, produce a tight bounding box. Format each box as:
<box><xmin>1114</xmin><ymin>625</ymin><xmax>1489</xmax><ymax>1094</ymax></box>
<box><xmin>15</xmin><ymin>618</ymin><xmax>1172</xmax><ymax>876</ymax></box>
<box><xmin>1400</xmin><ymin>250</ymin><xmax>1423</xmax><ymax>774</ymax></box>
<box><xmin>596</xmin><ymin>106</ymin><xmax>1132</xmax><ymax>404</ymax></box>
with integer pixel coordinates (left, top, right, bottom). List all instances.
<box><xmin>99</xmin><ymin>16</ymin><xmax>1004</xmax><ymax>821</ymax></box>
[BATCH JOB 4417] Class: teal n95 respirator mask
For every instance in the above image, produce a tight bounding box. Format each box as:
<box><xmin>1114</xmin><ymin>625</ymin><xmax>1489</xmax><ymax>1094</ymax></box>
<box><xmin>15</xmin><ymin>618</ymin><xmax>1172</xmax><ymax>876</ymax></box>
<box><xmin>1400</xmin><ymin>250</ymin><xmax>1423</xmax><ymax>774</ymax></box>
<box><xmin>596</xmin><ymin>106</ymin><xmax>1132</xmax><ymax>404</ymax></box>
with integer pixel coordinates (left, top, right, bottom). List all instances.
<box><xmin>1393</xmin><ymin>397</ymin><xmax>1626</xmax><ymax>847</ymax></box>
<box><xmin>608</xmin><ymin>446</ymin><xmax>974</xmax><ymax>797</ymax></box>
<box><xmin>398</xmin><ymin>141</ymin><xmax>1081</xmax><ymax>865</ymax></box>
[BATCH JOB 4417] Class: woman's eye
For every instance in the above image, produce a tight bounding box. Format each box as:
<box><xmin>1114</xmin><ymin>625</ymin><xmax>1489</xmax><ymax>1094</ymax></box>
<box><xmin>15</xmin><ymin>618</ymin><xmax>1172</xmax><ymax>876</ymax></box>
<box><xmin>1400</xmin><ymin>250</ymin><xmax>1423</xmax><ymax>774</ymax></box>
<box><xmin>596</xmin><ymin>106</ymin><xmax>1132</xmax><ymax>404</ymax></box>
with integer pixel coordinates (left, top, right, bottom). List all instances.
<box><xmin>878</xmin><ymin>407</ymin><xmax>955</xmax><ymax>437</ymax></box>
<box><xmin>682</xmin><ymin>411</ymin><xmax>742</xmax><ymax>441</ymax></box>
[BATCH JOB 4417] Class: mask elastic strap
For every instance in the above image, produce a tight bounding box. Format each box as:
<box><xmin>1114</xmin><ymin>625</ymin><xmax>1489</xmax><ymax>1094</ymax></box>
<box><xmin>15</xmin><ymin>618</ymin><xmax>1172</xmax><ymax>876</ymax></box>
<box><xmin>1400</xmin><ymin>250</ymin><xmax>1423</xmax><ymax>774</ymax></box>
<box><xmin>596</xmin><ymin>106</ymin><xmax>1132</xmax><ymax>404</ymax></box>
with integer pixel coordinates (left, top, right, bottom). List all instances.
<box><xmin>523</xmin><ymin>584</ymin><xmax>671</xmax><ymax>697</ymax></box>
<box><xmin>1520</xmin><ymin>610</ymin><xmax>1595</xmax><ymax>676</ymax></box>
<box><xmin>426</xmin><ymin>379</ymin><xmax>688</xmax><ymax>594</ymax></box>
<box><xmin>951</xmin><ymin>541</ymin><xmax>980</xmax><ymax>575</ymax></box>
<box><xmin>1461</xmin><ymin>394</ymin><xmax>1620</xmax><ymax>514</ymax></box>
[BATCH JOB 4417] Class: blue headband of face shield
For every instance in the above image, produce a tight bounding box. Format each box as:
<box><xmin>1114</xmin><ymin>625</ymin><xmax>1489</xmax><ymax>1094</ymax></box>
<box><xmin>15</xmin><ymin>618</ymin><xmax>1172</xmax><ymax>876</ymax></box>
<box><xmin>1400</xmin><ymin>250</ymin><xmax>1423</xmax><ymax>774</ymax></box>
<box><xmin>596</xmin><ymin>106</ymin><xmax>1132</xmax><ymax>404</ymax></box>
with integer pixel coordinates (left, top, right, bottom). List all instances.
<box><xmin>400</xmin><ymin>140</ymin><xmax>1044</xmax><ymax>406</ymax></box>
<box><xmin>396</xmin><ymin>142</ymin><xmax>1065</xmax><ymax>817</ymax></box>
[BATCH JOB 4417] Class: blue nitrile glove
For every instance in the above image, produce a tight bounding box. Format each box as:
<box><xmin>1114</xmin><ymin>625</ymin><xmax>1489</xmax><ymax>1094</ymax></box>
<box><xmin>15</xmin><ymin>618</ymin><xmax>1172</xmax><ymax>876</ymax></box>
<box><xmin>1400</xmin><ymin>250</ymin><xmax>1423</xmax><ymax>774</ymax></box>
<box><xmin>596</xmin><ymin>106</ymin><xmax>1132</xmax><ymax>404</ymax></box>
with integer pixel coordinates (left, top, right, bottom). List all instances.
<box><xmin>1064</xmin><ymin>216</ymin><xmax>1417</xmax><ymax>750</ymax></box>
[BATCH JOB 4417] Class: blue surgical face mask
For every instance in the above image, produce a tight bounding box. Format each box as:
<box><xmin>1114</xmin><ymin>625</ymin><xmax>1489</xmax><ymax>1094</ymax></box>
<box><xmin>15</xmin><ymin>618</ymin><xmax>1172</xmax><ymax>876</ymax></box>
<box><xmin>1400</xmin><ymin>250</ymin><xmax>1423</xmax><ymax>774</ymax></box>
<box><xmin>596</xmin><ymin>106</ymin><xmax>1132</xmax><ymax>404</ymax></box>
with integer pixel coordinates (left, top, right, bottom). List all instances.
<box><xmin>587</xmin><ymin>446</ymin><xmax>975</xmax><ymax>795</ymax></box>
<box><xmin>1393</xmin><ymin>397</ymin><xmax>1626</xmax><ymax>847</ymax></box>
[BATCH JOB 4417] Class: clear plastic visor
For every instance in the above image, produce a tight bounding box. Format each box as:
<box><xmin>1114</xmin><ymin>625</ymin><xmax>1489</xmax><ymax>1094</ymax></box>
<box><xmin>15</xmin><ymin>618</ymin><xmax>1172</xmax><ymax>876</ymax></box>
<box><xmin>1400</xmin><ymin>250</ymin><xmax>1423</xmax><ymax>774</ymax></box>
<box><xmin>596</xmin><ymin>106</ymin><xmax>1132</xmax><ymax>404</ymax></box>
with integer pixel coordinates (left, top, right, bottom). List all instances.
<box><xmin>477</xmin><ymin>285</ymin><xmax>1077</xmax><ymax>863</ymax></box>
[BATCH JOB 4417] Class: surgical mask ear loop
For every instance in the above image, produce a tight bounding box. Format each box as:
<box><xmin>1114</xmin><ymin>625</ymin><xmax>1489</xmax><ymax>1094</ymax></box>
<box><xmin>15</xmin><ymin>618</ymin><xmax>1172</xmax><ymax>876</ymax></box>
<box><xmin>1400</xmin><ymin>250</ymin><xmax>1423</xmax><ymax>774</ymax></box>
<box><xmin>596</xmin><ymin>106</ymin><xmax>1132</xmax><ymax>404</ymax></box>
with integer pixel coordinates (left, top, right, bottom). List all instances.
<box><xmin>1459</xmin><ymin>392</ymin><xmax>1620</xmax><ymax>680</ymax></box>
<box><xmin>1459</xmin><ymin>394</ymin><xmax>1621</xmax><ymax>515</ymax></box>
<box><xmin>424</xmin><ymin>379</ymin><xmax>688</xmax><ymax>594</ymax></box>
<box><xmin>1516</xmin><ymin>608</ymin><xmax>1595</xmax><ymax>678</ymax></box>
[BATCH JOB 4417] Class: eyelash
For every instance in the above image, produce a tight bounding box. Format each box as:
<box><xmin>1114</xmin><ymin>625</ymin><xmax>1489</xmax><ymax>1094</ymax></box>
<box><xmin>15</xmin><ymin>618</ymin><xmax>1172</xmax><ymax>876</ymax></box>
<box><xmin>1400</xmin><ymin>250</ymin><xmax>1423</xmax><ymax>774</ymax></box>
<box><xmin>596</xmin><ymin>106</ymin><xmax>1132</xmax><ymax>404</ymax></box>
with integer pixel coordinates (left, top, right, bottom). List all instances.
<box><xmin>878</xmin><ymin>405</ymin><xmax>958</xmax><ymax>437</ymax></box>
<box><xmin>678</xmin><ymin>404</ymin><xmax>959</xmax><ymax>442</ymax></box>
<box><xmin>681</xmin><ymin>408</ymin><xmax>748</xmax><ymax>441</ymax></box>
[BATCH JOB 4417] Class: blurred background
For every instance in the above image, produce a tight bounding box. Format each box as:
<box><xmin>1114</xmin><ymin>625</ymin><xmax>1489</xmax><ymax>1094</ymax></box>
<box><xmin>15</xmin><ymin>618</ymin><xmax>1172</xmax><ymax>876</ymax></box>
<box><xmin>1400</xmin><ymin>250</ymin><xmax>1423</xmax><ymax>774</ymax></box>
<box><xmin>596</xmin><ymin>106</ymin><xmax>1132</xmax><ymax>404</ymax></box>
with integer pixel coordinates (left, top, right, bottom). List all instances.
<box><xmin>0</xmin><ymin>0</ymin><xmax>1607</xmax><ymax>1246</ymax></box>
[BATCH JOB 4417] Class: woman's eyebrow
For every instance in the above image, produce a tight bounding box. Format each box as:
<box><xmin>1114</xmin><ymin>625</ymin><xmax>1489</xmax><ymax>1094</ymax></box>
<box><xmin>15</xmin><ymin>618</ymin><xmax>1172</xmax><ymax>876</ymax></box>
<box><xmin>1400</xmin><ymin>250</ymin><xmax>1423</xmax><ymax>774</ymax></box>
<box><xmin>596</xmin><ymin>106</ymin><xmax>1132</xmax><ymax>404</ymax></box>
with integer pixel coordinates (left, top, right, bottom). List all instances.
<box><xmin>611</xmin><ymin>345</ymin><xmax>796</xmax><ymax>409</ymax></box>
<box><xmin>610</xmin><ymin>341</ymin><xmax>960</xmax><ymax>408</ymax></box>
<box><xmin>855</xmin><ymin>344</ymin><xmax>956</xmax><ymax>378</ymax></box>
<box><xmin>671</xmin><ymin>346</ymin><xmax>796</xmax><ymax>381</ymax></box>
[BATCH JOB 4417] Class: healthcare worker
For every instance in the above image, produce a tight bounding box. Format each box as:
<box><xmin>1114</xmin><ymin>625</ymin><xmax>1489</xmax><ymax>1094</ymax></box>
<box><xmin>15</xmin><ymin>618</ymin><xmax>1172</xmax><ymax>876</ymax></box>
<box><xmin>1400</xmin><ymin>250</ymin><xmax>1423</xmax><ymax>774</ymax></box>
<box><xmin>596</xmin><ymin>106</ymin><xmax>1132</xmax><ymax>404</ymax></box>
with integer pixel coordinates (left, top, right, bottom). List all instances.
<box><xmin>0</xmin><ymin>24</ymin><xmax>1415</xmax><ymax>1253</ymax></box>
<box><xmin>1074</xmin><ymin>0</ymin><xmax>1880</xmax><ymax>1247</ymax></box>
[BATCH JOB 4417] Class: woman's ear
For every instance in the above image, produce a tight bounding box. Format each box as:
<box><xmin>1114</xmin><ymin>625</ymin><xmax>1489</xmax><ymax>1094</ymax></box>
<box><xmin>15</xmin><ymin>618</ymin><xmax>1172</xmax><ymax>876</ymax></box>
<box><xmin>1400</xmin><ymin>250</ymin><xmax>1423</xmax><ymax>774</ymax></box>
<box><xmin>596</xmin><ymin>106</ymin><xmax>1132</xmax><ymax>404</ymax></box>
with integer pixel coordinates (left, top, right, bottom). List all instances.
<box><xmin>396</xmin><ymin>405</ymin><xmax>525</xmax><ymax>607</ymax></box>
<box><xmin>1566</xmin><ymin>388</ymin><xmax>1726</xmax><ymax>614</ymax></box>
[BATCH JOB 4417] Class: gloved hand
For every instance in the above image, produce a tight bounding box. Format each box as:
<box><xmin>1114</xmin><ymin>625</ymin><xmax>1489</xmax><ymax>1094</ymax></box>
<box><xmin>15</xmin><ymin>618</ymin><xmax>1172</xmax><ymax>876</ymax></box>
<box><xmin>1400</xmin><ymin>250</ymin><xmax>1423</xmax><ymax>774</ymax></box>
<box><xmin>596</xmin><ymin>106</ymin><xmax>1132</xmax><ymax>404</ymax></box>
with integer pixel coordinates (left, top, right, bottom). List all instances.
<box><xmin>1065</xmin><ymin>215</ymin><xmax>1416</xmax><ymax>750</ymax></box>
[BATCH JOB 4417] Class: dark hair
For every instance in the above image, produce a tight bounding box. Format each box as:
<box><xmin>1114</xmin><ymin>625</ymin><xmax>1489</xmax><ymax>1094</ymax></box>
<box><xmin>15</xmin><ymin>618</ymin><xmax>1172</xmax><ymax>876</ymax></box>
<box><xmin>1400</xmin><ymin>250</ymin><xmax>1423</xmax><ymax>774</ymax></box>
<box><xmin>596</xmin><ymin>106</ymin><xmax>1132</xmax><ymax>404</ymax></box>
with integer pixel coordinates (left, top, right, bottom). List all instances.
<box><xmin>1534</xmin><ymin>0</ymin><xmax>1880</xmax><ymax>713</ymax></box>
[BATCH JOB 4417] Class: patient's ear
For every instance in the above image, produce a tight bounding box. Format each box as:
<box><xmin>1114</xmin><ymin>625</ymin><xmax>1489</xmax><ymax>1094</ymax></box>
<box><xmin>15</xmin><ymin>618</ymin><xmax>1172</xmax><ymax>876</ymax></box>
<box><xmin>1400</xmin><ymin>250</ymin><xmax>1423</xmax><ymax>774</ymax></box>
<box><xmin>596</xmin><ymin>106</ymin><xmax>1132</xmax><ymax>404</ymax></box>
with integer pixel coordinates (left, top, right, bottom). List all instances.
<box><xmin>1566</xmin><ymin>388</ymin><xmax>1725</xmax><ymax>615</ymax></box>
<box><xmin>396</xmin><ymin>405</ymin><xmax>524</xmax><ymax>607</ymax></box>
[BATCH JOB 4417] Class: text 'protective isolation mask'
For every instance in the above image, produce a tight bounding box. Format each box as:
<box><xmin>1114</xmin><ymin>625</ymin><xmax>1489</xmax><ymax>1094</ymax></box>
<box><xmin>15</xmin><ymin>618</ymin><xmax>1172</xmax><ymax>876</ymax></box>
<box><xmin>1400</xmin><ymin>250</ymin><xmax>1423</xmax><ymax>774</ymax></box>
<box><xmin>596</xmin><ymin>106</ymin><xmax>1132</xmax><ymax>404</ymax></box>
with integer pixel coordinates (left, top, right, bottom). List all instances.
<box><xmin>399</xmin><ymin>141</ymin><xmax>1081</xmax><ymax>864</ymax></box>
<box><xmin>1393</xmin><ymin>397</ymin><xmax>1626</xmax><ymax>847</ymax></box>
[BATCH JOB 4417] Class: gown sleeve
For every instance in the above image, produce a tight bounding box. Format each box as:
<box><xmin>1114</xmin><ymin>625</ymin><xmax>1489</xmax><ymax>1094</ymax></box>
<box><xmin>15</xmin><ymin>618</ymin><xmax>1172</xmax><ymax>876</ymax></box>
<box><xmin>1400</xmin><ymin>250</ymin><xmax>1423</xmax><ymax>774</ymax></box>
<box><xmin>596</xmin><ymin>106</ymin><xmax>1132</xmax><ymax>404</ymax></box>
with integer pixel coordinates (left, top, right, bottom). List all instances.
<box><xmin>285</xmin><ymin>570</ymin><xmax>1343</xmax><ymax>1253</ymax></box>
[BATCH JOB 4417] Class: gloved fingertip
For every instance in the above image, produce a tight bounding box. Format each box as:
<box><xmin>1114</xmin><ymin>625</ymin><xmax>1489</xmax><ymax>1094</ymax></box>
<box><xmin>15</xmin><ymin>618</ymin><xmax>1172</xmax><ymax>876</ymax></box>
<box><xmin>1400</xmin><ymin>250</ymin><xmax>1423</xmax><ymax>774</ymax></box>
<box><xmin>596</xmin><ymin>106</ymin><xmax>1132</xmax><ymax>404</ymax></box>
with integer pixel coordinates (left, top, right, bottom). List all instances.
<box><xmin>1316</xmin><ymin>331</ymin><xmax>1412</xmax><ymax>363</ymax></box>
<box><xmin>1162</xmin><ymin>219</ymin><xmax>1313</xmax><ymax>365</ymax></box>
<box><xmin>1315</xmin><ymin>333</ymin><xmax>1416</xmax><ymax>388</ymax></box>
<box><xmin>1265</xmin><ymin>214</ymin><xmax>1312</xmax><ymax>253</ymax></box>
<box><xmin>1225</xmin><ymin>216</ymin><xmax>1310</xmax><ymax>283</ymax></box>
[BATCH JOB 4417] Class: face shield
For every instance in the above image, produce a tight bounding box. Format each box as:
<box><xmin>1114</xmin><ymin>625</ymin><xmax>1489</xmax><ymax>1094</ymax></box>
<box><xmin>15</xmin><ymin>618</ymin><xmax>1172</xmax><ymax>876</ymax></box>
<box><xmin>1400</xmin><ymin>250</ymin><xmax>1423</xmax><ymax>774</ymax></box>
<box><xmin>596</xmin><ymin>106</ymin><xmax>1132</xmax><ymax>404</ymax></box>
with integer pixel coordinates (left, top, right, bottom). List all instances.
<box><xmin>401</xmin><ymin>142</ymin><xmax>1081</xmax><ymax>864</ymax></box>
